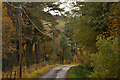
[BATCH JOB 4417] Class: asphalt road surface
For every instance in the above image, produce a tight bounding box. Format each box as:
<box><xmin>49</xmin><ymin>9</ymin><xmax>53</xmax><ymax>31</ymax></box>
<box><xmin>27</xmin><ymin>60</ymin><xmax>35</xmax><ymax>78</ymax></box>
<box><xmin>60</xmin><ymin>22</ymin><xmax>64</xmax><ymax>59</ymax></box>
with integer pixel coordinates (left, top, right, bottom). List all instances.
<box><xmin>38</xmin><ymin>65</ymin><xmax>75</xmax><ymax>80</ymax></box>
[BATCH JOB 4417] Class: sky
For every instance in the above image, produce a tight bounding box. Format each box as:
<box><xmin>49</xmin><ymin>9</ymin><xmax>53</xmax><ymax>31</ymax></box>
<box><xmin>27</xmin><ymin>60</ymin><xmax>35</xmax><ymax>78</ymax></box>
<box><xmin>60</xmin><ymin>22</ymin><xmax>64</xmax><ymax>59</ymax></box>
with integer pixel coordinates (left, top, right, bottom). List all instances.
<box><xmin>44</xmin><ymin>0</ymin><xmax>79</xmax><ymax>16</ymax></box>
<box><xmin>44</xmin><ymin>0</ymin><xmax>119</xmax><ymax>16</ymax></box>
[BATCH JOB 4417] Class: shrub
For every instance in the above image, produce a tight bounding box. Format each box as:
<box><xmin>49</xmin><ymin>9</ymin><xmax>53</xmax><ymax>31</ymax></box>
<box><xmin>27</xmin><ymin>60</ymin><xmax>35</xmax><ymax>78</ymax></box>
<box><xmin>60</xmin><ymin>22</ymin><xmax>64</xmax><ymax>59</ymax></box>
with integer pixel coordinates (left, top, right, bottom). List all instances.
<box><xmin>90</xmin><ymin>35</ymin><xmax>119</xmax><ymax>78</ymax></box>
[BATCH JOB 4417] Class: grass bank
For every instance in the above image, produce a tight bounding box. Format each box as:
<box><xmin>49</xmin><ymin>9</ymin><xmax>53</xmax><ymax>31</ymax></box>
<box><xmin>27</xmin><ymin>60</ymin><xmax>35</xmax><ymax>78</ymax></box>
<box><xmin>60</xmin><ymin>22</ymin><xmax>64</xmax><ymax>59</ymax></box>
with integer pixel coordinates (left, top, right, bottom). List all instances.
<box><xmin>67</xmin><ymin>64</ymin><xmax>92</xmax><ymax>78</ymax></box>
<box><xmin>22</xmin><ymin>64</ymin><xmax>61</xmax><ymax>78</ymax></box>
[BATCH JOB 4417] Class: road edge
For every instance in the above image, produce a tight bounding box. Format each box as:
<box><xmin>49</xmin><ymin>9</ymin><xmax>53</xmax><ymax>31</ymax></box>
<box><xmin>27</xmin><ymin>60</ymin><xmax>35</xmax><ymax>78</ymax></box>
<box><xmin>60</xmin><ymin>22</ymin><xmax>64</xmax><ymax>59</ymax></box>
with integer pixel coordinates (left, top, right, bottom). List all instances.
<box><xmin>38</xmin><ymin>64</ymin><xmax>62</xmax><ymax>78</ymax></box>
<box><xmin>65</xmin><ymin>65</ymin><xmax>75</xmax><ymax>79</ymax></box>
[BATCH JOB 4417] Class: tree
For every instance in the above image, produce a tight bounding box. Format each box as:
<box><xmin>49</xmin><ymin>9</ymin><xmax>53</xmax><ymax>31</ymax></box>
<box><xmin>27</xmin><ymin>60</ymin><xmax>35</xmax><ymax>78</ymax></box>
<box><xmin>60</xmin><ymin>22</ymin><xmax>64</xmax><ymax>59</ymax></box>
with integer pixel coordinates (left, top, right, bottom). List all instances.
<box><xmin>64</xmin><ymin>2</ymin><xmax>118</xmax><ymax>53</ymax></box>
<box><xmin>73</xmin><ymin>54</ymin><xmax>78</xmax><ymax>63</ymax></box>
<box><xmin>60</xmin><ymin>34</ymin><xmax>72</xmax><ymax>63</ymax></box>
<box><xmin>2</xmin><ymin>2</ymin><xmax>61</xmax><ymax>71</ymax></box>
<box><xmin>2</xmin><ymin>3</ymin><xmax>19</xmax><ymax>71</ymax></box>
<box><xmin>90</xmin><ymin>35</ymin><xmax>119</xmax><ymax>78</ymax></box>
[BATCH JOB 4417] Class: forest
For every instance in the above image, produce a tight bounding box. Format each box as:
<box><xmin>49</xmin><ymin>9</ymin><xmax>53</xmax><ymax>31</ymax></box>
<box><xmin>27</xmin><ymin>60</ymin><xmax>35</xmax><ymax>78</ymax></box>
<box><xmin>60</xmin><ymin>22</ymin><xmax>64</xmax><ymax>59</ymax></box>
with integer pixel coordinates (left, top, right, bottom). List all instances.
<box><xmin>1</xmin><ymin>1</ymin><xmax>120</xmax><ymax>79</ymax></box>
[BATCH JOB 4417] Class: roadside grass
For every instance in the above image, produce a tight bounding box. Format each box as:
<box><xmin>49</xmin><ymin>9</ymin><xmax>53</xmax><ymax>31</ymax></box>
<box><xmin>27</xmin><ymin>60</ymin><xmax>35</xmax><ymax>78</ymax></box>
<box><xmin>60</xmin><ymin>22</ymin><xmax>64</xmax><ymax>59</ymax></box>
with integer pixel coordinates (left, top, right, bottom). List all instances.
<box><xmin>2</xmin><ymin>62</ymin><xmax>76</xmax><ymax>78</ymax></box>
<box><xmin>22</xmin><ymin>64</ymin><xmax>60</xmax><ymax>78</ymax></box>
<box><xmin>67</xmin><ymin>64</ymin><xmax>92</xmax><ymax>78</ymax></box>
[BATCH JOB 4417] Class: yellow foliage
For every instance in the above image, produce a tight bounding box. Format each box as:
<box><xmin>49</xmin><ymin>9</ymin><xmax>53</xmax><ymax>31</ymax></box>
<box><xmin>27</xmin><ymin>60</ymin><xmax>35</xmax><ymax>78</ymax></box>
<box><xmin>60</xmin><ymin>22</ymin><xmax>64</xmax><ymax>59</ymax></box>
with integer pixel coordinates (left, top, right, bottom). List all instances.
<box><xmin>83</xmin><ymin>51</ymin><xmax>86</xmax><ymax>56</ymax></box>
<box><xmin>77</xmin><ymin>49</ymin><xmax>90</xmax><ymax>64</ymax></box>
<box><xmin>22</xmin><ymin>64</ymin><xmax>60</xmax><ymax>78</ymax></box>
<box><xmin>64</xmin><ymin>59</ymin><xmax>71</xmax><ymax>64</ymax></box>
<box><xmin>49</xmin><ymin>53</ymin><xmax>57</xmax><ymax>62</ymax></box>
<box><xmin>77</xmin><ymin>48</ymin><xmax>80</xmax><ymax>50</ymax></box>
<box><xmin>78</xmin><ymin>51</ymin><xmax>81</xmax><ymax>55</ymax></box>
<box><xmin>33</xmin><ymin>43</ymin><xmax>35</xmax><ymax>52</ymax></box>
<box><xmin>73</xmin><ymin>54</ymin><xmax>78</xmax><ymax>63</ymax></box>
<box><xmin>64</xmin><ymin>60</ymin><xmax>66</xmax><ymax>64</ymax></box>
<box><xmin>2</xmin><ymin>4</ymin><xmax>17</xmax><ymax>53</ymax></box>
<box><xmin>26</xmin><ymin>22</ymin><xmax>29</xmax><ymax>25</ymax></box>
<box><xmin>24</xmin><ymin>44</ymin><xmax>26</xmax><ymax>50</ymax></box>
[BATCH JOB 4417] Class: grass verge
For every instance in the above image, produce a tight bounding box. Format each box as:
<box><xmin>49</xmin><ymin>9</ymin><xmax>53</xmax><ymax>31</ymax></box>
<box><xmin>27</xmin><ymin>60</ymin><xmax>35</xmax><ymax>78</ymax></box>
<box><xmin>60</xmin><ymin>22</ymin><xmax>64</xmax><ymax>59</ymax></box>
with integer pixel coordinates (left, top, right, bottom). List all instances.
<box><xmin>22</xmin><ymin>64</ymin><xmax>61</xmax><ymax>78</ymax></box>
<box><xmin>67</xmin><ymin>64</ymin><xmax>92</xmax><ymax>78</ymax></box>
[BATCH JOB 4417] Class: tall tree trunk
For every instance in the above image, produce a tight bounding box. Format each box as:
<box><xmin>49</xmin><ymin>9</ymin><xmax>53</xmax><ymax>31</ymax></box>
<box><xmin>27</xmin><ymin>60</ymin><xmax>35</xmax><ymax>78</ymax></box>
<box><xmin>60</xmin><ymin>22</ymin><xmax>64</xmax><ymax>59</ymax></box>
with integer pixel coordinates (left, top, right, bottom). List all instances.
<box><xmin>35</xmin><ymin>41</ymin><xmax>40</xmax><ymax>64</ymax></box>
<box><xmin>62</xmin><ymin>48</ymin><xmax>64</xmax><ymax>64</ymax></box>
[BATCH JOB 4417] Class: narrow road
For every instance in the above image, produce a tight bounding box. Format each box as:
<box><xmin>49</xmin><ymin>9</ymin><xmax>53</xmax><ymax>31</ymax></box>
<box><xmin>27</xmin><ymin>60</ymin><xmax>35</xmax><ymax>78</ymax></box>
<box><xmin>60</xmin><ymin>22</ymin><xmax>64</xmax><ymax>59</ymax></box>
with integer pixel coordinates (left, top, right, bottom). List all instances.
<box><xmin>38</xmin><ymin>65</ymin><xmax>75</xmax><ymax>80</ymax></box>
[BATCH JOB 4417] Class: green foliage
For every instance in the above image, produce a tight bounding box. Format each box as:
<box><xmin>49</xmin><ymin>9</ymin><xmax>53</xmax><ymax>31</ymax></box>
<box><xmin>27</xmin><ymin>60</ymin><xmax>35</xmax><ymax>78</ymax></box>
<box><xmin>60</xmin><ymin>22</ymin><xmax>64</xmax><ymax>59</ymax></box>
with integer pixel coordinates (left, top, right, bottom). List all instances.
<box><xmin>64</xmin><ymin>23</ymin><xmax>73</xmax><ymax>40</ymax></box>
<box><xmin>90</xmin><ymin>34</ymin><xmax>119</xmax><ymax>78</ymax></box>
<box><xmin>68</xmin><ymin>64</ymin><xmax>92</xmax><ymax>78</ymax></box>
<box><xmin>60</xmin><ymin>34</ymin><xmax>68</xmax><ymax>48</ymax></box>
<box><xmin>65</xmin><ymin>3</ymin><xmax>117</xmax><ymax>53</ymax></box>
<box><xmin>70</xmin><ymin>19</ymin><xmax>98</xmax><ymax>53</ymax></box>
<box><xmin>70</xmin><ymin>2</ymin><xmax>113</xmax><ymax>31</ymax></box>
<box><xmin>60</xmin><ymin>34</ymin><xmax>72</xmax><ymax>60</ymax></box>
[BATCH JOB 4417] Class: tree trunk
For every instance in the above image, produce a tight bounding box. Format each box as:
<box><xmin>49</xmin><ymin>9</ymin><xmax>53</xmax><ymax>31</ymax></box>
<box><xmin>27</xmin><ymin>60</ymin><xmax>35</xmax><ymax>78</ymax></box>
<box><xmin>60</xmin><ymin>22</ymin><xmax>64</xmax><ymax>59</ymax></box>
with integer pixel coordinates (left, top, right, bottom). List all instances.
<box><xmin>35</xmin><ymin>41</ymin><xmax>40</xmax><ymax>64</ymax></box>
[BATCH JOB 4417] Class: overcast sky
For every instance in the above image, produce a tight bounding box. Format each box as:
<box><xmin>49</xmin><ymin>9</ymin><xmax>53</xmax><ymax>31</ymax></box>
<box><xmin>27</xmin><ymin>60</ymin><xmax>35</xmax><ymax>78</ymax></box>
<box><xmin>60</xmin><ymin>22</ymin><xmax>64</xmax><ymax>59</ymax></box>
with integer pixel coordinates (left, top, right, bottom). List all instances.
<box><xmin>44</xmin><ymin>0</ymin><xmax>79</xmax><ymax>16</ymax></box>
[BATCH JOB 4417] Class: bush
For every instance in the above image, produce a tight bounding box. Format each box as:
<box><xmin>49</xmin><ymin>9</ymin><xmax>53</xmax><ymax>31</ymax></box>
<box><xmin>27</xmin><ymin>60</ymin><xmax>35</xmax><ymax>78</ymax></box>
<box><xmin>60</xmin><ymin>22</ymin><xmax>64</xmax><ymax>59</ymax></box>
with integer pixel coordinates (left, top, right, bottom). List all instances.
<box><xmin>68</xmin><ymin>64</ymin><xmax>92</xmax><ymax>78</ymax></box>
<box><xmin>90</xmin><ymin>35</ymin><xmax>119</xmax><ymax>78</ymax></box>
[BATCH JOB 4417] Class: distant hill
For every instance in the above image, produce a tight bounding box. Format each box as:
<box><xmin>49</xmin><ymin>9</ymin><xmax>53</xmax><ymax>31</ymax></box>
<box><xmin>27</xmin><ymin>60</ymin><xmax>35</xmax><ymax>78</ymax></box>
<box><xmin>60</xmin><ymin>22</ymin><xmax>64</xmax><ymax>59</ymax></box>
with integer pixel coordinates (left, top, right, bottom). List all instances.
<box><xmin>44</xmin><ymin>16</ymin><xmax>65</xmax><ymax>32</ymax></box>
<box><xmin>55</xmin><ymin>16</ymin><xmax>64</xmax><ymax>21</ymax></box>
<box><xmin>55</xmin><ymin>16</ymin><xmax>65</xmax><ymax>32</ymax></box>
